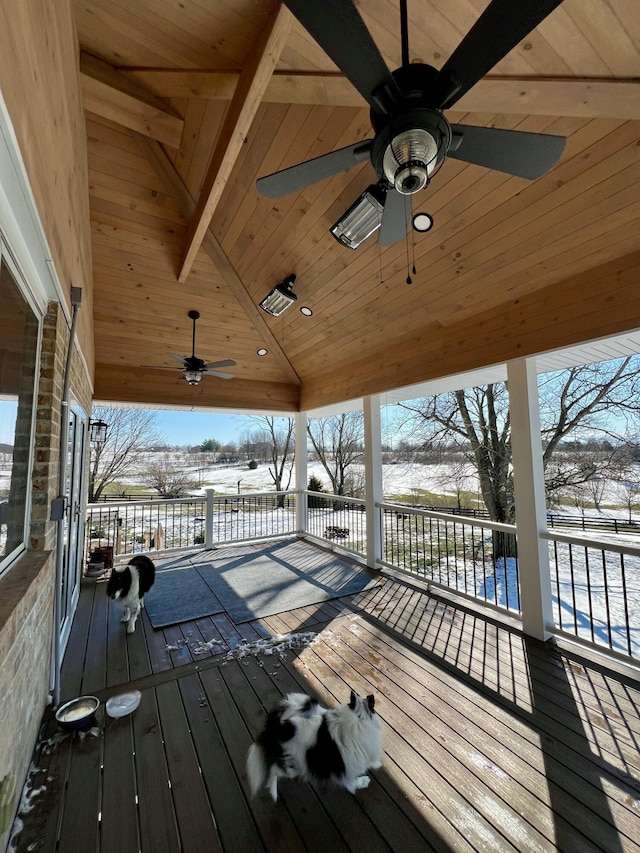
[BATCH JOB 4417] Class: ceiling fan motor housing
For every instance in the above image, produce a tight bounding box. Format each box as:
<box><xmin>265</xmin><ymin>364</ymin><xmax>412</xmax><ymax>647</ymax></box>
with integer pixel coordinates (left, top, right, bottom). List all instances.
<box><xmin>370</xmin><ymin>65</ymin><xmax>452</xmax><ymax>195</ymax></box>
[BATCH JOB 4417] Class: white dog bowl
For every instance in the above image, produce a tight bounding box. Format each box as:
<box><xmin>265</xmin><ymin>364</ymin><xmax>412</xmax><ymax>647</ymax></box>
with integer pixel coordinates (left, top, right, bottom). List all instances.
<box><xmin>106</xmin><ymin>690</ymin><xmax>142</xmax><ymax>718</ymax></box>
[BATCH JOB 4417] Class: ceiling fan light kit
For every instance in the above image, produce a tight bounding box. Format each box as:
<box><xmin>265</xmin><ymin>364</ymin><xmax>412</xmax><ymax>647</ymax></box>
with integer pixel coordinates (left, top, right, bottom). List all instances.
<box><xmin>183</xmin><ymin>368</ymin><xmax>203</xmax><ymax>386</ymax></box>
<box><xmin>259</xmin><ymin>273</ymin><xmax>297</xmax><ymax>316</ymax></box>
<box><xmin>372</xmin><ymin>111</ymin><xmax>451</xmax><ymax>196</ymax></box>
<box><xmin>257</xmin><ymin>0</ymin><xmax>567</xmax><ymax>250</ymax></box>
<box><xmin>330</xmin><ymin>183</ymin><xmax>385</xmax><ymax>249</ymax></box>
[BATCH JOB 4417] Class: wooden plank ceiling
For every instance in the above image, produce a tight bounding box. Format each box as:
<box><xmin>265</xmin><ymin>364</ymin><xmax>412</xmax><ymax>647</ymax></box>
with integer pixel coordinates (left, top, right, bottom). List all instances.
<box><xmin>75</xmin><ymin>0</ymin><xmax>640</xmax><ymax>414</ymax></box>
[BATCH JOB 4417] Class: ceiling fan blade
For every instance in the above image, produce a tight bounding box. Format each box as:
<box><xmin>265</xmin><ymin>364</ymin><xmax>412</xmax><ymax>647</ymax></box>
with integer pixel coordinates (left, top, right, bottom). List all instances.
<box><xmin>257</xmin><ymin>141</ymin><xmax>373</xmax><ymax>199</ymax></box>
<box><xmin>448</xmin><ymin>125</ymin><xmax>566</xmax><ymax>179</ymax></box>
<box><xmin>431</xmin><ymin>0</ymin><xmax>566</xmax><ymax>109</ymax></box>
<box><xmin>167</xmin><ymin>352</ymin><xmax>187</xmax><ymax>365</ymax></box>
<box><xmin>284</xmin><ymin>0</ymin><xmax>398</xmax><ymax>113</ymax></box>
<box><xmin>378</xmin><ymin>188</ymin><xmax>410</xmax><ymax>247</ymax></box>
<box><xmin>206</xmin><ymin>370</ymin><xmax>234</xmax><ymax>380</ymax></box>
<box><xmin>203</xmin><ymin>358</ymin><xmax>236</xmax><ymax>369</ymax></box>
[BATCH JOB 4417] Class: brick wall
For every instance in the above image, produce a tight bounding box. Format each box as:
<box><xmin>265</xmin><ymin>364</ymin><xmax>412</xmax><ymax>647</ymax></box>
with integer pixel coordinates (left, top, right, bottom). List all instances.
<box><xmin>0</xmin><ymin>551</ymin><xmax>54</xmax><ymax>847</ymax></box>
<box><xmin>0</xmin><ymin>301</ymin><xmax>92</xmax><ymax>851</ymax></box>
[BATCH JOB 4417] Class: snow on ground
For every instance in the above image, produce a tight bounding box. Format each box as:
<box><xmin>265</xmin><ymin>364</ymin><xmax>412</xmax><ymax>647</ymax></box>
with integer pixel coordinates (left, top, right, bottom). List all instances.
<box><xmin>126</xmin><ymin>458</ymin><xmax>451</xmax><ymax>498</ymax></box>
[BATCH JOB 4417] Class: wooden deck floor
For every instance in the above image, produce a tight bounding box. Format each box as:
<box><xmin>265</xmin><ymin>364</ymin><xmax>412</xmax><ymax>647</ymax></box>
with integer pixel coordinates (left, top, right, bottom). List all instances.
<box><xmin>12</xmin><ymin>540</ymin><xmax>640</xmax><ymax>852</ymax></box>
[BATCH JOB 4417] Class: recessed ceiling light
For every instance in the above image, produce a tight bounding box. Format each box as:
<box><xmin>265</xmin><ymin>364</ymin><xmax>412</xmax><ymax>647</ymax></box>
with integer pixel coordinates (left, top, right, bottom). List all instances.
<box><xmin>257</xmin><ymin>348</ymin><xmax>268</xmax><ymax>356</ymax></box>
<box><xmin>300</xmin><ymin>306</ymin><xmax>313</xmax><ymax>317</ymax></box>
<box><xmin>412</xmin><ymin>212</ymin><xmax>434</xmax><ymax>233</ymax></box>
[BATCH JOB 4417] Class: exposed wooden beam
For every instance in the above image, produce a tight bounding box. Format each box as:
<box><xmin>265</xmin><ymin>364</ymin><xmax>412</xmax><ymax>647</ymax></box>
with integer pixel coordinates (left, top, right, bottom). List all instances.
<box><xmin>80</xmin><ymin>52</ymin><xmax>184</xmax><ymax>147</ymax></box>
<box><xmin>120</xmin><ymin>69</ymin><xmax>640</xmax><ymax>120</ymax></box>
<box><xmin>134</xmin><ymin>132</ymin><xmax>301</xmax><ymax>387</ymax></box>
<box><xmin>459</xmin><ymin>77</ymin><xmax>640</xmax><ymax>121</ymax></box>
<box><xmin>177</xmin><ymin>4</ymin><xmax>292</xmax><ymax>284</ymax></box>
<box><xmin>121</xmin><ymin>69</ymin><xmax>240</xmax><ymax>101</ymax></box>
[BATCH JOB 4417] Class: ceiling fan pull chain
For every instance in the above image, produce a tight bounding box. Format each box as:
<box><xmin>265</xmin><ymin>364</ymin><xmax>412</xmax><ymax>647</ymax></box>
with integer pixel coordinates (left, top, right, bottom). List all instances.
<box><xmin>404</xmin><ymin>196</ymin><xmax>416</xmax><ymax>284</ymax></box>
<box><xmin>411</xmin><ymin>196</ymin><xmax>417</xmax><ymax>277</ymax></box>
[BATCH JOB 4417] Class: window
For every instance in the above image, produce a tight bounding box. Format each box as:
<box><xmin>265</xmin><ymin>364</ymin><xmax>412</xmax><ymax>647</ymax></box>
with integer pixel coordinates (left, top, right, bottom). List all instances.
<box><xmin>0</xmin><ymin>247</ymin><xmax>40</xmax><ymax>572</ymax></box>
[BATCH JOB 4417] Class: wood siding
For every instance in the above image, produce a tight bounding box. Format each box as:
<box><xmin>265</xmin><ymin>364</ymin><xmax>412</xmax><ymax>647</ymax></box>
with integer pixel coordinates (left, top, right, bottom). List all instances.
<box><xmin>0</xmin><ymin>0</ymin><xmax>95</xmax><ymax>374</ymax></box>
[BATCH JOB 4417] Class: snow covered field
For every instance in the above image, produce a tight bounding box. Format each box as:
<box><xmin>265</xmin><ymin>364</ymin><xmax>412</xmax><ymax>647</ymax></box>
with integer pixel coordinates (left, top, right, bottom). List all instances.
<box><xmin>156</xmin><ymin>458</ymin><xmax>474</xmax><ymax>500</ymax></box>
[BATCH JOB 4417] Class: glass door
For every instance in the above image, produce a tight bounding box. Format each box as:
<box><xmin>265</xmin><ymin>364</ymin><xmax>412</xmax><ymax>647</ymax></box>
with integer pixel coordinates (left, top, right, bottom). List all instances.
<box><xmin>58</xmin><ymin>406</ymin><xmax>87</xmax><ymax>654</ymax></box>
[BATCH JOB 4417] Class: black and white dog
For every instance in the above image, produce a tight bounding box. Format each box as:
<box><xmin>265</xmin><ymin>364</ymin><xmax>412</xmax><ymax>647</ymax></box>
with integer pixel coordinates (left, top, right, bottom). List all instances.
<box><xmin>106</xmin><ymin>554</ymin><xmax>155</xmax><ymax>634</ymax></box>
<box><xmin>246</xmin><ymin>691</ymin><xmax>383</xmax><ymax>801</ymax></box>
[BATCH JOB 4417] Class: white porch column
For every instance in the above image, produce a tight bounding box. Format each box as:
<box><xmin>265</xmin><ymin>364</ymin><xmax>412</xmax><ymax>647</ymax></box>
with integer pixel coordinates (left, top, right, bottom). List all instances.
<box><xmin>363</xmin><ymin>394</ymin><xmax>382</xmax><ymax>570</ymax></box>
<box><xmin>508</xmin><ymin>357</ymin><xmax>553</xmax><ymax>640</ymax></box>
<box><xmin>205</xmin><ymin>488</ymin><xmax>215</xmax><ymax>549</ymax></box>
<box><xmin>295</xmin><ymin>411</ymin><xmax>308</xmax><ymax>534</ymax></box>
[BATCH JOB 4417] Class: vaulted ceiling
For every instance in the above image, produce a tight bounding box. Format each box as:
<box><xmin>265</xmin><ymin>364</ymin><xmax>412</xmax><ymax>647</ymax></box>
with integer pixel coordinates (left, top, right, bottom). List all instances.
<box><xmin>76</xmin><ymin>0</ymin><xmax>640</xmax><ymax>414</ymax></box>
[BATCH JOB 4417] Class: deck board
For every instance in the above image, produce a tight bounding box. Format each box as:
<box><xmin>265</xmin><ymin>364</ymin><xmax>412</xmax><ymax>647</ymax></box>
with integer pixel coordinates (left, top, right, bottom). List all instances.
<box><xmin>100</xmin><ymin>713</ymin><xmax>139</xmax><ymax>852</ymax></box>
<box><xmin>11</xmin><ymin>541</ymin><xmax>640</xmax><ymax>852</ymax></box>
<box><xmin>155</xmin><ymin>679</ymin><xmax>223</xmax><ymax>853</ymax></box>
<box><xmin>133</xmin><ymin>688</ymin><xmax>182</xmax><ymax>852</ymax></box>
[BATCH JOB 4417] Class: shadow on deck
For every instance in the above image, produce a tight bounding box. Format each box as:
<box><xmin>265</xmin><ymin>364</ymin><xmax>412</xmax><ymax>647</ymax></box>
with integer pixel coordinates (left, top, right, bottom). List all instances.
<box><xmin>11</xmin><ymin>539</ymin><xmax>640</xmax><ymax>852</ymax></box>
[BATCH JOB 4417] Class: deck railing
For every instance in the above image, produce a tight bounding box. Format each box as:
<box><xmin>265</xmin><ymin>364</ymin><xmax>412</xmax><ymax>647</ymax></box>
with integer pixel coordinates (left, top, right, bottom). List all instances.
<box><xmin>85</xmin><ymin>491</ymin><xmax>297</xmax><ymax>559</ymax></box>
<box><xmin>304</xmin><ymin>491</ymin><xmax>367</xmax><ymax>557</ymax></box>
<box><xmin>85</xmin><ymin>491</ymin><xmax>640</xmax><ymax>663</ymax></box>
<box><xmin>544</xmin><ymin>529</ymin><xmax>640</xmax><ymax>660</ymax></box>
<box><xmin>378</xmin><ymin>503</ymin><xmax>521</xmax><ymax>614</ymax></box>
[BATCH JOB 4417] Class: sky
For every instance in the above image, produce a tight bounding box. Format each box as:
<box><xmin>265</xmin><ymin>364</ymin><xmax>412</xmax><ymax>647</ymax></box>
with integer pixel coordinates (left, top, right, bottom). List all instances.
<box><xmin>153</xmin><ymin>410</ymin><xmax>248</xmax><ymax>446</ymax></box>
<box><xmin>0</xmin><ymin>403</ymin><xmax>253</xmax><ymax>447</ymax></box>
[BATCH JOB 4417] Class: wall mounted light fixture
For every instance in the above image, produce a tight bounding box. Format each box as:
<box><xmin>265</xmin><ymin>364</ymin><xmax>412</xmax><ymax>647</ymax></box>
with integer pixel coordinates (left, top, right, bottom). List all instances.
<box><xmin>259</xmin><ymin>274</ymin><xmax>297</xmax><ymax>316</ymax></box>
<box><xmin>90</xmin><ymin>419</ymin><xmax>108</xmax><ymax>445</ymax></box>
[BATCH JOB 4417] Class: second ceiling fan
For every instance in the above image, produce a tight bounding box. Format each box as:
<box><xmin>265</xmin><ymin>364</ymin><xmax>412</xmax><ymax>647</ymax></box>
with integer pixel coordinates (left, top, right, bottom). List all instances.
<box><xmin>257</xmin><ymin>0</ymin><xmax>567</xmax><ymax>248</ymax></box>
<box><xmin>168</xmin><ymin>310</ymin><xmax>236</xmax><ymax>385</ymax></box>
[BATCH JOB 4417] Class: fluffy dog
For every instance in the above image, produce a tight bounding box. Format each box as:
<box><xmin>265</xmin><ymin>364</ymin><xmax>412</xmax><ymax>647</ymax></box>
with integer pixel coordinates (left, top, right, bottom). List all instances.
<box><xmin>106</xmin><ymin>554</ymin><xmax>155</xmax><ymax>634</ymax></box>
<box><xmin>246</xmin><ymin>691</ymin><xmax>382</xmax><ymax>801</ymax></box>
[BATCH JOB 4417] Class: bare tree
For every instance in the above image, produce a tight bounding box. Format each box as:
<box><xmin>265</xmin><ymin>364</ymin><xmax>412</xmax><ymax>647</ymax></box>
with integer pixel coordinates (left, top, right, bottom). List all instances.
<box><xmin>431</xmin><ymin>450</ymin><xmax>478</xmax><ymax>511</ymax></box>
<box><xmin>307</xmin><ymin>412</ymin><xmax>364</xmax><ymax>496</ymax></box>
<box><xmin>610</xmin><ymin>444</ymin><xmax>640</xmax><ymax>521</ymax></box>
<box><xmin>399</xmin><ymin>356</ymin><xmax>640</xmax><ymax>555</ymax></box>
<box><xmin>89</xmin><ymin>406</ymin><xmax>162</xmax><ymax>501</ymax></box>
<box><xmin>401</xmin><ymin>384</ymin><xmax>514</xmax><ymax>522</ymax></box>
<box><xmin>242</xmin><ymin>416</ymin><xmax>294</xmax><ymax>506</ymax></box>
<box><xmin>142</xmin><ymin>454</ymin><xmax>197</xmax><ymax>498</ymax></box>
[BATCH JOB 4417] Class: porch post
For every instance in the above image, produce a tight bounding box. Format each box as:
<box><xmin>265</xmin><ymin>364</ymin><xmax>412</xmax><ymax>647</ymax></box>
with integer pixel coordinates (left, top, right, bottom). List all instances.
<box><xmin>205</xmin><ymin>488</ymin><xmax>215</xmax><ymax>549</ymax></box>
<box><xmin>507</xmin><ymin>357</ymin><xmax>553</xmax><ymax>640</ymax></box>
<box><xmin>363</xmin><ymin>394</ymin><xmax>382</xmax><ymax>570</ymax></box>
<box><xmin>295</xmin><ymin>411</ymin><xmax>308</xmax><ymax>534</ymax></box>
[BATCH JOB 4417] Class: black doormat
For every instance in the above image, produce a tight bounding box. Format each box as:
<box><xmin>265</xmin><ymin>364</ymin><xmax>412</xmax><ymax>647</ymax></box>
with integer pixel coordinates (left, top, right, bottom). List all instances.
<box><xmin>144</xmin><ymin>566</ymin><xmax>224</xmax><ymax>629</ymax></box>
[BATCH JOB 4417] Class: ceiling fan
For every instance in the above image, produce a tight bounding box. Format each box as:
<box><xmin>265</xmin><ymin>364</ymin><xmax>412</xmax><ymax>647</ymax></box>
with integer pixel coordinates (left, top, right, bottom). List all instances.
<box><xmin>257</xmin><ymin>0</ymin><xmax>567</xmax><ymax>248</ymax></box>
<box><xmin>168</xmin><ymin>310</ymin><xmax>236</xmax><ymax>385</ymax></box>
